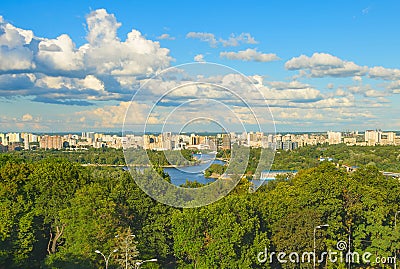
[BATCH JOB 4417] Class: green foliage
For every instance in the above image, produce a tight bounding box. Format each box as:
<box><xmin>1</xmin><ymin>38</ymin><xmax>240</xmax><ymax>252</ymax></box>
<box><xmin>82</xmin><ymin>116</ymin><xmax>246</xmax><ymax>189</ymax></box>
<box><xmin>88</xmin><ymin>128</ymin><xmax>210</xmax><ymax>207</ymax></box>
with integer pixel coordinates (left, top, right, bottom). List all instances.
<box><xmin>204</xmin><ymin>164</ymin><xmax>226</xmax><ymax>178</ymax></box>
<box><xmin>172</xmin><ymin>195</ymin><xmax>269</xmax><ymax>268</ymax></box>
<box><xmin>180</xmin><ymin>180</ymin><xmax>205</xmax><ymax>188</ymax></box>
<box><xmin>1</xmin><ymin>145</ymin><xmax>400</xmax><ymax>268</ymax></box>
<box><xmin>114</xmin><ymin>227</ymin><xmax>139</xmax><ymax>269</ymax></box>
<box><xmin>272</xmin><ymin>144</ymin><xmax>400</xmax><ymax>172</ymax></box>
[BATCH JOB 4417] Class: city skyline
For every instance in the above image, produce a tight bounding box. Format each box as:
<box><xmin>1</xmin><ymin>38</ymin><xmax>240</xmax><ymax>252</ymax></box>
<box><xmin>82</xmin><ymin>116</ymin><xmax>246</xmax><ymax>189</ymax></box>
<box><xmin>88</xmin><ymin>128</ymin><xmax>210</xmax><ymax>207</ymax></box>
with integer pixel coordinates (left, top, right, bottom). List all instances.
<box><xmin>0</xmin><ymin>129</ymin><xmax>397</xmax><ymax>152</ymax></box>
<box><xmin>1</xmin><ymin>1</ymin><xmax>400</xmax><ymax>132</ymax></box>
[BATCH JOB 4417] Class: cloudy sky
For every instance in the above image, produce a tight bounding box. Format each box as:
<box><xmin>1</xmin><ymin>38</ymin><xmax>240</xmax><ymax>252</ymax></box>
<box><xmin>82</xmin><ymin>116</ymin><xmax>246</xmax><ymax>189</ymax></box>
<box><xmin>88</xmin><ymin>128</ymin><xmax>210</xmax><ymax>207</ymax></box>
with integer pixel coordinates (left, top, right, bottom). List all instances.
<box><xmin>1</xmin><ymin>0</ymin><xmax>400</xmax><ymax>133</ymax></box>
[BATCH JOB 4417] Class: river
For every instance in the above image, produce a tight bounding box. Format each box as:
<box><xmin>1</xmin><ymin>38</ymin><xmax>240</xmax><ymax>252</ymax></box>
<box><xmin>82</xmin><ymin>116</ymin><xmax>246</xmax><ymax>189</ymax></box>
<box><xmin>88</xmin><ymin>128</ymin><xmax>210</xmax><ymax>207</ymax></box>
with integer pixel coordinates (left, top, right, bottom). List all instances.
<box><xmin>164</xmin><ymin>153</ymin><xmax>226</xmax><ymax>186</ymax></box>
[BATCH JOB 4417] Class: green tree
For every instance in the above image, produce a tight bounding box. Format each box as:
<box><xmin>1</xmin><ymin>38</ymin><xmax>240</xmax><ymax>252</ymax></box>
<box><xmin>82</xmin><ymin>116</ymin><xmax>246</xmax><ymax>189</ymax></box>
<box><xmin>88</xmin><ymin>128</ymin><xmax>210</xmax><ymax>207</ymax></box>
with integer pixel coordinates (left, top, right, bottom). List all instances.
<box><xmin>114</xmin><ymin>227</ymin><xmax>139</xmax><ymax>269</ymax></box>
<box><xmin>26</xmin><ymin>159</ymin><xmax>87</xmax><ymax>256</ymax></box>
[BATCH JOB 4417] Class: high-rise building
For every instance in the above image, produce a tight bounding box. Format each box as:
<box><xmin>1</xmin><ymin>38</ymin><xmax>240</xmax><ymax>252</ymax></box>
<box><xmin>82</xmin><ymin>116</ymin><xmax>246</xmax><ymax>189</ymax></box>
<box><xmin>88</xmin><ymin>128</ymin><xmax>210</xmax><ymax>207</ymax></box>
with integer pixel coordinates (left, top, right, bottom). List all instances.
<box><xmin>247</xmin><ymin>132</ymin><xmax>256</xmax><ymax>145</ymax></box>
<box><xmin>327</xmin><ymin>131</ymin><xmax>342</xmax><ymax>145</ymax></box>
<box><xmin>221</xmin><ymin>134</ymin><xmax>231</xmax><ymax>150</ymax></box>
<box><xmin>24</xmin><ymin>140</ymin><xmax>29</xmax><ymax>150</ymax></box>
<box><xmin>0</xmin><ymin>133</ymin><xmax>5</xmax><ymax>145</ymax></box>
<box><xmin>380</xmin><ymin>131</ymin><xmax>396</xmax><ymax>145</ymax></box>
<box><xmin>40</xmin><ymin>135</ymin><xmax>63</xmax><ymax>150</ymax></box>
<box><xmin>190</xmin><ymin>133</ymin><xmax>200</xmax><ymax>146</ymax></box>
<box><xmin>94</xmin><ymin>133</ymin><xmax>103</xmax><ymax>142</ymax></box>
<box><xmin>7</xmin><ymin>133</ymin><xmax>21</xmax><ymax>144</ymax></box>
<box><xmin>365</xmin><ymin>130</ymin><xmax>381</xmax><ymax>146</ymax></box>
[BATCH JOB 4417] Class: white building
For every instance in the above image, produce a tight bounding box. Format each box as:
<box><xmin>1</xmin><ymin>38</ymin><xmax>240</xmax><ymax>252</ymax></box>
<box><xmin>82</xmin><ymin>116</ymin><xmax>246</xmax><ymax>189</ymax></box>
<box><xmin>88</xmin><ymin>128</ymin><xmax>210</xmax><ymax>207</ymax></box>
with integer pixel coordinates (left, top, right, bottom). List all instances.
<box><xmin>327</xmin><ymin>131</ymin><xmax>342</xmax><ymax>145</ymax></box>
<box><xmin>365</xmin><ymin>130</ymin><xmax>381</xmax><ymax>146</ymax></box>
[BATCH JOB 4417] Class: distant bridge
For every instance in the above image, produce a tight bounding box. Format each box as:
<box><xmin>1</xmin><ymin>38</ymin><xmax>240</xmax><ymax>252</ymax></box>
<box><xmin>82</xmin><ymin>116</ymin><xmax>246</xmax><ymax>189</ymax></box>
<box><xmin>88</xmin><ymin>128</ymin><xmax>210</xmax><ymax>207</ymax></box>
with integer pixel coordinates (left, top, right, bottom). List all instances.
<box><xmin>260</xmin><ymin>170</ymin><xmax>298</xmax><ymax>180</ymax></box>
<box><xmin>382</xmin><ymin>171</ymin><xmax>400</xmax><ymax>178</ymax></box>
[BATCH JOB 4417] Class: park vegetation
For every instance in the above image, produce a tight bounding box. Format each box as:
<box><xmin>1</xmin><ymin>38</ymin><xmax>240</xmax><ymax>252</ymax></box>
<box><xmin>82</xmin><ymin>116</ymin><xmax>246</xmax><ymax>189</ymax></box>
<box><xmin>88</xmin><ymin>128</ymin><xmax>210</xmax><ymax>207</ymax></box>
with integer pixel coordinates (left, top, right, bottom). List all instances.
<box><xmin>1</xmin><ymin>144</ymin><xmax>400</xmax><ymax>268</ymax></box>
<box><xmin>204</xmin><ymin>164</ymin><xmax>226</xmax><ymax>178</ymax></box>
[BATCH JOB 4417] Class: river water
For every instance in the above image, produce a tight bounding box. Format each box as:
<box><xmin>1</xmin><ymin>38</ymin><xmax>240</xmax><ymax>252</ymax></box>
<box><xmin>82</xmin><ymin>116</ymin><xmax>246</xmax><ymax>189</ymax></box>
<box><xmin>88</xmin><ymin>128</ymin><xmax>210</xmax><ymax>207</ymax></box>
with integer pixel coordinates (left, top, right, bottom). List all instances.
<box><xmin>164</xmin><ymin>153</ymin><xmax>226</xmax><ymax>186</ymax></box>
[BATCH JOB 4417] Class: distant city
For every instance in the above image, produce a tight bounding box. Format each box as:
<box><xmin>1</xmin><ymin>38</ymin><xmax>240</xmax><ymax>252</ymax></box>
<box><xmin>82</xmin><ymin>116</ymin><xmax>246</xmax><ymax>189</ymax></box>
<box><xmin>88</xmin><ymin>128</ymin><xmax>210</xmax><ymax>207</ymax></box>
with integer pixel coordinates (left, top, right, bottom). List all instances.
<box><xmin>0</xmin><ymin>129</ymin><xmax>397</xmax><ymax>153</ymax></box>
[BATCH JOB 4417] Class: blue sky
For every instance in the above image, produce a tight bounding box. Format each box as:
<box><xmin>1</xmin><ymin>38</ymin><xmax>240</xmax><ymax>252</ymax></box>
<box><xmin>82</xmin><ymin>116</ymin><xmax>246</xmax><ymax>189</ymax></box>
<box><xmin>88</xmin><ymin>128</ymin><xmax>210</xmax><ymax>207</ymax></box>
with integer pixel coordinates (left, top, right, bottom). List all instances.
<box><xmin>1</xmin><ymin>1</ymin><xmax>400</xmax><ymax>133</ymax></box>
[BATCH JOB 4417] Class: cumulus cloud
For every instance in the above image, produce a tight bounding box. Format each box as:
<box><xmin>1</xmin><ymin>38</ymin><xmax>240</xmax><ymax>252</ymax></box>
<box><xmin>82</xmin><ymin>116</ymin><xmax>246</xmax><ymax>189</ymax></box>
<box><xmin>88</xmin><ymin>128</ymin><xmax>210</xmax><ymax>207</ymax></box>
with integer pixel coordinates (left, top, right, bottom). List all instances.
<box><xmin>76</xmin><ymin>101</ymin><xmax>160</xmax><ymax>128</ymax></box>
<box><xmin>286</xmin><ymin>53</ymin><xmax>400</xmax><ymax>85</ymax></box>
<box><xmin>83</xmin><ymin>9</ymin><xmax>172</xmax><ymax>76</ymax></box>
<box><xmin>220</xmin><ymin>48</ymin><xmax>280</xmax><ymax>62</ymax></box>
<box><xmin>37</xmin><ymin>34</ymin><xmax>84</xmax><ymax>73</ymax></box>
<box><xmin>267</xmin><ymin>80</ymin><xmax>311</xmax><ymax>90</ymax></box>
<box><xmin>364</xmin><ymin>89</ymin><xmax>388</xmax><ymax>97</ymax></box>
<box><xmin>0</xmin><ymin>73</ymin><xmax>35</xmax><ymax>91</ymax></box>
<box><xmin>369</xmin><ymin>66</ymin><xmax>400</xmax><ymax>80</ymax></box>
<box><xmin>35</xmin><ymin>75</ymin><xmax>104</xmax><ymax>91</ymax></box>
<box><xmin>186</xmin><ymin>32</ymin><xmax>218</xmax><ymax>47</ymax></box>
<box><xmin>54</xmin><ymin>67</ymin><xmax>395</xmax><ymax>129</ymax></box>
<box><xmin>1</xmin><ymin>11</ymin><xmax>399</xmax><ymax>131</ymax></box>
<box><xmin>186</xmin><ymin>32</ymin><xmax>258</xmax><ymax>47</ymax></box>
<box><xmin>263</xmin><ymin>87</ymin><xmax>323</xmax><ymax>102</ymax></box>
<box><xmin>0</xmin><ymin>9</ymin><xmax>173</xmax><ymax>105</ymax></box>
<box><xmin>194</xmin><ymin>54</ymin><xmax>205</xmax><ymax>62</ymax></box>
<box><xmin>386</xmin><ymin>80</ymin><xmax>400</xmax><ymax>93</ymax></box>
<box><xmin>0</xmin><ymin>16</ymin><xmax>35</xmax><ymax>71</ymax></box>
<box><xmin>285</xmin><ymin>52</ymin><xmax>368</xmax><ymax>77</ymax></box>
<box><xmin>346</xmin><ymin>85</ymin><xmax>388</xmax><ymax>98</ymax></box>
<box><xmin>21</xmin><ymin>113</ymin><xmax>33</xmax><ymax>121</ymax></box>
<box><xmin>86</xmin><ymin>9</ymin><xmax>121</xmax><ymax>45</ymax></box>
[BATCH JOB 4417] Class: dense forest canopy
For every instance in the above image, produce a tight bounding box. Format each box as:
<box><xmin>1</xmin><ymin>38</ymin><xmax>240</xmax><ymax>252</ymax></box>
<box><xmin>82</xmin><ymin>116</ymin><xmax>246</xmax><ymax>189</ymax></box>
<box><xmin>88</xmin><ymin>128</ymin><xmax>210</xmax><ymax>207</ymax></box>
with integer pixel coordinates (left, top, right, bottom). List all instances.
<box><xmin>1</xmin><ymin>145</ymin><xmax>400</xmax><ymax>268</ymax></box>
<box><xmin>5</xmin><ymin>144</ymin><xmax>400</xmax><ymax>172</ymax></box>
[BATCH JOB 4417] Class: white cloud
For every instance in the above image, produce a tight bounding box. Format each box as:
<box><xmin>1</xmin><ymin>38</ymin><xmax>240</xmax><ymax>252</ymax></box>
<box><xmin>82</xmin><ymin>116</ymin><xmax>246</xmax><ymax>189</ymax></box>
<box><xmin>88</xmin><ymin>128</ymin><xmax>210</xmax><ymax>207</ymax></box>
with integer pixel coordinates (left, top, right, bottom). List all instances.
<box><xmin>220</xmin><ymin>48</ymin><xmax>280</xmax><ymax>62</ymax></box>
<box><xmin>285</xmin><ymin>52</ymin><xmax>368</xmax><ymax>77</ymax></box>
<box><xmin>0</xmin><ymin>16</ymin><xmax>33</xmax><ymax>46</ymax></box>
<box><xmin>85</xmin><ymin>9</ymin><xmax>121</xmax><ymax>46</ymax></box>
<box><xmin>369</xmin><ymin>66</ymin><xmax>400</xmax><ymax>80</ymax></box>
<box><xmin>0</xmin><ymin>9</ymin><xmax>173</xmax><ymax>105</ymax></box>
<box><xmin>0</xmin><ymin>114</ymin><xmax>49</xmax><ymax>131</ymax></box>
<box><xmin>285</xmin><ymin>53</ymin><xmax>343</xmax><ymax>69</ymax></box>
<box><xmin>82</xmin><ymin>75</ymin><xmax>104</xmax><ymax>91</ymax></box>
<box><xmin>219</xmin><ymin>33</ymin><xmax>258</xmax><ymax>47</ymax></box>
<box><xmin>0</xmin><ymin>16</ymin><xmax>35</xmax><ymax>71</ymax></box>
<box><xmin>186</xmin><ymin>32</ymin><xmax>217</xmax><ymax>47</ymax></box>
<box><xmin>286</xmin><ymin>54</ymin><xmax>400</xmax><ymax>82</ymax></box>
<box><xmin>262</xmin><ymin>87</ymin><xmax>322</xmax><ymax>101</ymax></box>
<box><xmin>21</xmin><ymin>113</ymin><xmax>33</xmax><ymax>121</ymax></box>
<box><xmin>267</xmin><ymin>80</ymin><xmax>310</xmax><ymax>90</ymax></box>
<box><xmin>277</xmin><ymin>110</ymin><xmax>324</xmax><ymax>120</ymax></box>
<box><xmin>83</xmin><ymin>9</ymin><xmax>172</xmax><ymax>76</ymax></box>
<box><xmin>157</xmin><ymin>33</ymin><xmax>175</xmax><ymax>40</ymax></box>
<box><xmin>194</xmin><ymin>54</ymin><xmax>205</xmax><ymax>62</ymax></box>
<box><xmin>335</xmin><ymin>88</ymin><xmax>347</xmax><ymax>96</ymax></box>
<box><xmin>76</xmin><ymin>101</ymin><xmax>159</xmax><ymax>128</ymax></box>
<box><xmin>312</xmin><ymin>96</ymin><xmax>355</xmax><ymax>108</ymax></box>
<box><xmin>346</xmin><ymin>85</ymin><xmax>388</xmax><ymax>97</ymax></box>
<box><xmin>35</xmin><ymin>75</ymin><xmax>104</xmax><ymax>91</ymax></box>
<box><xmin>1</xmin><ymin>11</ymin><xmax>399</xmax><ymax>131</ymax></box>
<box><xmin>386</xmin><ymin>80</ymin><xmax>400</xmax><ymax>93</ymax></box>
<box><xmin>186</xmin><ymin>32</ymin><xmax>258</xmax><ymax>47</ymax></box>
<box><xmin>37</xmin><ymin>34</ymin><xmax>84</xmax><ymax>72</ymax></box>
<box><xmin>364</xmin><ymin>89</ymin><xmax>387</xmax><ymax>97</ymax></box>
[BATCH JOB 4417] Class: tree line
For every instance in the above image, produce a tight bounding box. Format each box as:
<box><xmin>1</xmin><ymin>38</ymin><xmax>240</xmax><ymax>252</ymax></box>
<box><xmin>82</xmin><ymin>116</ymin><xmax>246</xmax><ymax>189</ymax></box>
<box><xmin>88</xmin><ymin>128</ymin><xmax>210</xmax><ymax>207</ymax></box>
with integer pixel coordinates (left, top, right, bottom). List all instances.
<box><xmin>1</xmin><ymin>146</ymin><xmax>400</xmax><ymax>268</ymax></box>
